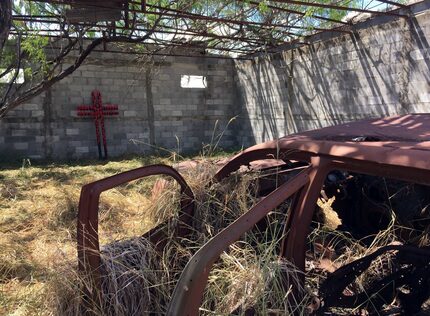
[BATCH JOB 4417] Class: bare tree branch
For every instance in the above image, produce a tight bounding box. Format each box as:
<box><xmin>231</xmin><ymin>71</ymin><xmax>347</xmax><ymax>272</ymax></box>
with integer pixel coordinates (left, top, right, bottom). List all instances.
<box><xmin>0</xmin><ymin>11</ymin><xmax>164</xmax><ymax>117</ymax></box>
<box><xmin>1</xmin><ymin>33</ymin><xmax>21</xmax><ymax>107</ymax></box>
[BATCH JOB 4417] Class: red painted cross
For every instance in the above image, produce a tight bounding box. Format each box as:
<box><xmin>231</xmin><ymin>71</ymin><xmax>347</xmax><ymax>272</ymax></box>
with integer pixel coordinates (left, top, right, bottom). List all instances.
<box><xmin>76</xmin><ymin>90</ymin><xmax>119</xmax><ymax>160</ymax></box>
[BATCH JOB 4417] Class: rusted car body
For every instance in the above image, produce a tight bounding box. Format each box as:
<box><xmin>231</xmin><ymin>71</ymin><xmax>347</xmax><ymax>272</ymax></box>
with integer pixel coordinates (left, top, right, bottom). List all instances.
<box><xmin>77</xmin><ymin>114</ymin><xmax>430</xmax><ymax>315</ymax></box>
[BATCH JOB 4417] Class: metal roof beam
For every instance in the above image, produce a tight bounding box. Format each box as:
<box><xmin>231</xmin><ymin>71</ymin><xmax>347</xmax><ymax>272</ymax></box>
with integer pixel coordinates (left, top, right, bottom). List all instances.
<box><xmin>12</xmin><ymin>16</ymin><xmax>286</xmax><ymax>46</ymax></box>
<box><xmin>236</xmin><ymin>0</ymin><xmax>349</xmax><ymax>25</ymax></box>
<box><xmin>269</xmin><ymin>0</ymin><xmax>407</xmax><ymax>17</ymax></box>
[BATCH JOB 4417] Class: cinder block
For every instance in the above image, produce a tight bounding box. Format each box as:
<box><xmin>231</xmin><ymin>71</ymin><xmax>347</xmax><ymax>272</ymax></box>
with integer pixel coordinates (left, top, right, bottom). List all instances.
<box><xmin>124</xmin><ymin>110</ymin><xmax>137</xmax><ymax>117</ymax></box>
<box><xmin>31</xmin><ymin>110</ymin><xmax>44</xmax><ymax>117</ymax></box>
<box><xmin>367</xmin><ymin>96</ymin><xmax>383</xmax><ymax>105</ymax></box>
<box><xmin>66</xmin><ymin>128</ymin><xmax>80</xmax><ymax>136</ymax></box>
<box><xmin>410</xmin><ymin>49</ymin><xmax>428</xmax><ymax>61</ymax></box>
<box><xmin>126</xmin><ymin>79</ymin><xmax>139</xmax><ymax>86</ymax></box>
<box><xmin>158</xmin><ymin>74</ymin><xmax>171</xmax><ymax>81</ymax></box>
<box><xmin>11</xmin><ymin>130</ymin><xmax>27</xmax><ymax>136</ymax></box>
<box><xmin>35</xmin><ymin>136</ymin><xmax>44</xmax><ymax>143</ymax></box>
<box><xmin>70</xmin><ymin>110</ymin><xmax>80</xmax><ymax>117</ymax></box>
<box><xmin>419</xmin><ymin>93</ymin><xmax>430</xmax><ymax>103</ymax></box>
<box><xmin>69</xmin><ymin>85</ymin><xmax>84</xmax><ymax>92</ymax></box>
<box><xmin>14</xmin><ymin>142</ymin><xmax>29</xmax><ymax>150</ymax></box>
<box><xmin>175</xmin><ymin>121</ymin><xmax>185</xmax><ymax>126</ymax></box>
<box><xmin>75</xmin><ymin>146</ymin><xmax>89</xmax><ymax>153</ymax></box>
<box><xmin>28</xmin><ymin>155</ymin><xmax>43</xmax><ymax>159</ymax></box>
<box><xmin>86</xmin><ymin>77</ymin><xmax>101</xmax><ymax>85</ymax></box>
<box><xmin>132</xmin><ymin>91</ymin><xmax>146</xmax><ymax>99</ymax></box>
<box><xmin>24</xmin><ymin>103</ymin><xmax>42</xmax><ymax>111</ymax></box>
<box><xmin>126</xmin><ymin>133</ymin><xmax>138</xmax><ymax>139</ymax></box>
<box><xmin>101</xmin><ymin>78</ymin><xmax>114</xmax><ymax>85</ymax></box>
<box><xmin>69</xmin><ymin>140</ymin><xmax>83</xmax><ymax>147</ymax></box>
<box><xmin>83</xmin><ymin>71</ymin><xmax>98</xmax><ymax>78</ymax></box>
<box><xmin>208</xmin><ymin>70</ymin><xmax>228</xmax><ymax>76</ymax></box>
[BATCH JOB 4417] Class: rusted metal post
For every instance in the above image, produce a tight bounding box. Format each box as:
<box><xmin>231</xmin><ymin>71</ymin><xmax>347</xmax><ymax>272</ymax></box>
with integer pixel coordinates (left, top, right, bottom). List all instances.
<box><xmin>281</xmin><ymin>156</ymin><xmax>331</xmax><ymax>273</ymax></box>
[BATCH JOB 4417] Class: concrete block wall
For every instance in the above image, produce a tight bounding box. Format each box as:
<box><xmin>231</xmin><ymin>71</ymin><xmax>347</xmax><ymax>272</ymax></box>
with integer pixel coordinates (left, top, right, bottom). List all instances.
<box><xmin>151</xmin><ymin>58</ymin><xmax>237</xmax><ymax>153</ymax></box>
<box><xmin>1</xmin><ymin>1</ymin><xmax>429</xmax><ymax>160</ymax></box>
<box><xmin>0</xmin><ymin>52</ymin><xmax>238</xmax><ymax>159</ymax></box>
<box><xmin>0</xmin><ymin>94</ymin><xmax>47</xmax><ymax>160</ymax></box>
<box><xmin>234</xmin><ymin>1</ymin><xmax>430</xmax><ymax>147</ymax></box>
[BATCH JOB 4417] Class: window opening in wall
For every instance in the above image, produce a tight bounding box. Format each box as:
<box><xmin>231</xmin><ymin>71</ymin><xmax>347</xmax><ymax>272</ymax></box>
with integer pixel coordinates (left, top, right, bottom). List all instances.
<box><xmin>0</xmin><ymin>68</ymin><xmax>25</xmax><ymax>84</ymax></box>
<box><xmin>180</xmin><ymin>75</ymin><xmax>207</xmax><ymax>88</ymax></box>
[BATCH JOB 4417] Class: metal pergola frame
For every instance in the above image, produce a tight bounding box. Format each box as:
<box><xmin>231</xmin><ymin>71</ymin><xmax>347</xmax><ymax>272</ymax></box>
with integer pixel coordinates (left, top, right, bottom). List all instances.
<box><xmin>9</xmin><ymin>0</ymin><xmax>412</xmax><ymax>58</ymax></box>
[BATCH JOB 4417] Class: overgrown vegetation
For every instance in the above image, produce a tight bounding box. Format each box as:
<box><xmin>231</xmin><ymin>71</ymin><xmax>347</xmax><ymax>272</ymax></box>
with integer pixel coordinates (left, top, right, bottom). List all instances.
<box><xmin>0</xmin><ymin>154</ymin><xmax>304</xmax><ymax>315</ymax></box>
<box><xmin>2</xmin><ymin>155</ymin><xmax>430</xmax><ymax>315</ymax></box>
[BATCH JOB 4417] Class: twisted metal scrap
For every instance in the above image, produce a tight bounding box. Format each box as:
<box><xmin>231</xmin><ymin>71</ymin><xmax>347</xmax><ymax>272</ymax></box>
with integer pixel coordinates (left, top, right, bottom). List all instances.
<box><xmin>319</xmin><ymin>245</ymin><xmax>430</xmax><ymax>314</ymax></box>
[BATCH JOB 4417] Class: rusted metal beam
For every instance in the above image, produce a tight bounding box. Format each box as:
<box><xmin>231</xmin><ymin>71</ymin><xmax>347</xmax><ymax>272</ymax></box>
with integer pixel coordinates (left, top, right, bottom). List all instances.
<box><xmin>149</xmin><ymin>39</ymin><xmax>260</xmax><ymax>54</ymax></box>
<box><xmin>236</xmin><ymin>0</ymin><xmax>350</xmax><ymax>25</ymax></box>
<box><xmin>12</xmin><ymin>16</ymin><xmax>284</xmax><ymax>46</ymax></box>
<box><xmin>10</xmin><ymin>29</ymin><xmax>259</xmax><ymax>54</ymax></box>
<box><xmin>29</xmin><ymin>0</ymin><xmax>299</xmax><ymax>35</ymax></box>
<box><xmin>8</xmin><ymin>33</ymin><xmax>253</xmax><ymax>59</ymax></box>
<box><xmin>377</xmin><ymin>0</ymin><xmax>408</xmax><ymax>8</ymax></box>
<box><xmin>281</xmin><ymin>156</ymin><xmax>330</xmax><ymax>276</ymax></box>
<box><xmin>143</xmin><ymin>2</ymin><xmax>351</xmax><ymax>34</ymax></box>
<box><xmin>26</xmin><ymin>0</ymin><xmax>410</xmax><ymax>56</ymax></box>
<box><xmin>270</xmin><ymin>0</ymin><xmax>408</xmax><ymax>17</ymax></box>
<box><xmin>36</xmin><ymin>0</ymin><xmax>345</xmax><ymax>35</ymax></box>
<box><xmin>143</xmin><ymin>10</ymin><xmax>299</xmax><ymax>36</ymax></box>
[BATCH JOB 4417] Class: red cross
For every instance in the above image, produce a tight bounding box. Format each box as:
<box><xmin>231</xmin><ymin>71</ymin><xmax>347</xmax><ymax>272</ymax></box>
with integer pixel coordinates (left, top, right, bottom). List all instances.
<box><xmin>76</xmin><ymin>90</ymin><xmax>119</xmax><ymax>160</ymax></box>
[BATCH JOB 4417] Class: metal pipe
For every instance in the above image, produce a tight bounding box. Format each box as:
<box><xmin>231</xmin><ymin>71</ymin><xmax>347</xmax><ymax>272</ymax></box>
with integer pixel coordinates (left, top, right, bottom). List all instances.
<box><xmin>269</xmin><ymin>0</ymin><xmax>407</xmax><ymax>17</ymax></box>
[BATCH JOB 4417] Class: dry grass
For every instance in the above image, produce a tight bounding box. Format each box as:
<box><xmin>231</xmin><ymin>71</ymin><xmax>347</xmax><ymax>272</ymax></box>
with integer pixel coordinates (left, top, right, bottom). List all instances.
<box><xmin>2</xmin><ymin>155</ymin><xmax>429</xmax><ymax>315</ymax></box>
<box><xmin>1</xmin><ymin>153</ymin><xmax>310</xmax><ymax>315</ymax></box>
<box><xmin>50</xmin><ymin>161</ymin><xmax>308</xmax><ymax>315</ymax></box>
<box><xmin>0</xmin><ymin>156</ymin><xmax>171</xmax><ymax>315</ymax></box>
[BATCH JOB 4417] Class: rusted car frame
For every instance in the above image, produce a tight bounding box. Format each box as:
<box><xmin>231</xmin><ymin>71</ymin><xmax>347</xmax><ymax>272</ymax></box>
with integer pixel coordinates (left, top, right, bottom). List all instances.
<box><xmin>77</xmin><ymin>164</ymin><xmax>194</xmax><ymax>309</ymax></box>
<box><xmin>77</xmin><ymin>114</ymin><xmax>430</xmax><ymax>314</ymax></box>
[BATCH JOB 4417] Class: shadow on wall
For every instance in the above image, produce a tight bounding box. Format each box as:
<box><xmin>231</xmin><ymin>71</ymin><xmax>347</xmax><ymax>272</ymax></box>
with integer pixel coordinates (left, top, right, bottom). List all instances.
<box><xmin>234</xmin><ymin>6</ymin><xmax>430</xmax><ymax>148</ymax></box>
